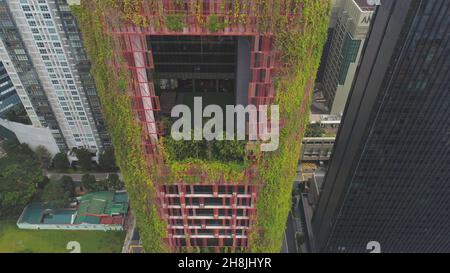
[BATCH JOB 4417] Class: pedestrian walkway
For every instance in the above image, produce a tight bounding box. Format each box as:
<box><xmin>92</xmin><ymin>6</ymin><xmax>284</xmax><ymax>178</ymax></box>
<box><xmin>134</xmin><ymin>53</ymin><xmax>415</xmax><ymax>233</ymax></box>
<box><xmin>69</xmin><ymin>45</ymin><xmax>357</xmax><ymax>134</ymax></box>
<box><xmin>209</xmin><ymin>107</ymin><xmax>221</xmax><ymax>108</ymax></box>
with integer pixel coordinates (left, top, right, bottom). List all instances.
<box><xmin>45</xmin><ymin>171</ymin><xmax>119</xmax><ymax>181</ymax></box>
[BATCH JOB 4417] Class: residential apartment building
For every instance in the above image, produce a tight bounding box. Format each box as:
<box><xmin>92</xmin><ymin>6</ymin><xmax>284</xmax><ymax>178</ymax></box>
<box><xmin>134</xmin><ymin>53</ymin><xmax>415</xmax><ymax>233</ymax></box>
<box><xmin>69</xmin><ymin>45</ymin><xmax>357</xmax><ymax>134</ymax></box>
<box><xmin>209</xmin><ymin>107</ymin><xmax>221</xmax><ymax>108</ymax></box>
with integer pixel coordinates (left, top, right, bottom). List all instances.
<box><xmin>0</xmin><ymin>0</ymin><xmax>110</xmax><ymax>152</ymax></box>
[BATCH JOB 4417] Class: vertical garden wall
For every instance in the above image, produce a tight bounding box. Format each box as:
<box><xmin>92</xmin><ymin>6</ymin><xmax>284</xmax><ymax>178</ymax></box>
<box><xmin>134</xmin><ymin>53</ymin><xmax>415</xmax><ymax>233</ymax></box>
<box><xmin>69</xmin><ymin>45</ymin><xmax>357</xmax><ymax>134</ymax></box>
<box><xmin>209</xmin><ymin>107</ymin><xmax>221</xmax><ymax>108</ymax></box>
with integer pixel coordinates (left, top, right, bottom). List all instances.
<box><xmin>250</xmin><ymin>0</ymin><xmax>331</xmax><ymax>251</ymax></box>
<box><xmin>71</xmin><ymin>2</ymin><xmax>169</xmax><ymax>252</ymax></box>
<box><xmin>73</xmin><ymin>0</ymin><xmax>330</xmax><ymax>253</ymax></box>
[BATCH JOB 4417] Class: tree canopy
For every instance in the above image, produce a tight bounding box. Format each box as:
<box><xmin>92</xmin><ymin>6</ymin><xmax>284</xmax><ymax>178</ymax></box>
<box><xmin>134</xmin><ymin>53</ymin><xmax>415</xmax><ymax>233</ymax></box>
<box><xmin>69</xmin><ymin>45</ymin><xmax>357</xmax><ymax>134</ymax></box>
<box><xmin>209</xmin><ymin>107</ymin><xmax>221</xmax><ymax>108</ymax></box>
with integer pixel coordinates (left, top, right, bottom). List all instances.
<box><xmin>52</xmin><ymin>152</ymin><xmax>70</xmax><ymax>170</ymax></box>
<box><xmin>0</xmin><ymin>141</ymin><xmax>43</xmax><ymax>217</ymax></box>
<box><xmin>82</xmin><ymin>174</ymin><xmax>105</xmax><ymax>192</ymax></box>
<box><xmin>73</xmin><ymin>148</ymin><xmax>94</xmax><ymax>171</ymax></box>
<box><xmin>35</xmin><ymin>145</ymin><xmax>52</xmax><ymax>169</ymax></box>
<box><xmin>41</xmin><ymin>179</ymin><xmax>71</xmax><ymax>207</ymax></box>
<box><xmin>98</xmin><ymin>147</ymin><xmax>118</xmax><ymax>171</ymax></box>
<box><xmin>106</xmin><ymin>173</ymin><xmax>124</xmax><ymax>191</ymax></box>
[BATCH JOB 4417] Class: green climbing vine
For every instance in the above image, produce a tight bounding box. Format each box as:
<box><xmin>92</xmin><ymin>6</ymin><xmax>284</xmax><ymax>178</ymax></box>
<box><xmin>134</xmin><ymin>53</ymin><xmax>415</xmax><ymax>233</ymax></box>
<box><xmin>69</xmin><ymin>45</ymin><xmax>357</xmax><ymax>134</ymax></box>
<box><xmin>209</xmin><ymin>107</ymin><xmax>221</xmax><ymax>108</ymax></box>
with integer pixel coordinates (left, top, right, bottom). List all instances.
<box><xmin>71</xmin><ymin>2</ymin><xmax>168</xmax><ymax>253</ymax></box>
<box><xmin>250</xmin><ymin>0</ymin><xmax>331</xmax><ymax>252</ymax></box>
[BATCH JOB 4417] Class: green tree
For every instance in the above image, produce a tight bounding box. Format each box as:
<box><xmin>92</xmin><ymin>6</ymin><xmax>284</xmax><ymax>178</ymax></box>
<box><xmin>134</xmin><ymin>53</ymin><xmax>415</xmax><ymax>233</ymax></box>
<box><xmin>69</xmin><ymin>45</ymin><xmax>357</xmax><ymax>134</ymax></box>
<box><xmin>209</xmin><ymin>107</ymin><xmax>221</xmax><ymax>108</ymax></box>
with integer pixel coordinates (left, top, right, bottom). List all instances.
<box><xmin>98</xmin><ymin>147</ymin><xmax>117</xmax><ymax>171</ymax></box>
<box><xmin>0</xmin><ymin>155</ymin><xmax>42</xmax><ymax>216</ymax></box>
<box><xmin>60</xmin><ymin>176</ymin><xmax>75</xmax><ymax>197</ymax></box>
<box><xmin>106</xmin><ymin>173</ymin><xmax>124</xmax><ymax>191</ymax></box>
<box><xmin>73</xmin><ymin>148</ymin><xmax>93</xmax><ymax>171</ymax></box>
<box><xmin>52</xmin><ymin>152</ymin><xmax>70</xmax><ymax>170</ymax></box>
<box><xmin>82</xmin><ymin>174</ymin><xmax>105</xmax><ymax>192</ymax></box>
<box><xmin>41</xmin><ymin>179</ymin><xmax>71</xmax><ymax>207</ymax></box>
<box><xmin>2</xmin><ymin>139</ymin><xmax>34</xmax><ymax>157</ymax></box>
<box><xmin>2</xmin><ymin>139</ymin><xmax>20</xmax><ymax>154</ymax></box>
<box><xmin>38</xmin><ymin>176</ymin><xmax>50</xmax><ymax>190</ymax></box>
<box><xmin>19</xmin><ymin>143</ymin><xmax>34</xmax><ymax>157</ymax></box>
<box><xmin>34</xmin><ymin>145</ymin><xmax>52</xmax><ymax>169</ymax></box>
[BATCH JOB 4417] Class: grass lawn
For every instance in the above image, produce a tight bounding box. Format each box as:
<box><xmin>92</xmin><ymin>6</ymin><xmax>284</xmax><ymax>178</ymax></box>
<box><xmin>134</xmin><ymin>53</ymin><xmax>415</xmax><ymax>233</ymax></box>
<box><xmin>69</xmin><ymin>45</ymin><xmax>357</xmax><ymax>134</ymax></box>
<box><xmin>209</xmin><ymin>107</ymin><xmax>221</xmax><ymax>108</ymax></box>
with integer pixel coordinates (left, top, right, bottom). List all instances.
<box><xmin>0</xmin><ymin>219</ymin><xmax>125</xmax><ymax>253</ymax></box>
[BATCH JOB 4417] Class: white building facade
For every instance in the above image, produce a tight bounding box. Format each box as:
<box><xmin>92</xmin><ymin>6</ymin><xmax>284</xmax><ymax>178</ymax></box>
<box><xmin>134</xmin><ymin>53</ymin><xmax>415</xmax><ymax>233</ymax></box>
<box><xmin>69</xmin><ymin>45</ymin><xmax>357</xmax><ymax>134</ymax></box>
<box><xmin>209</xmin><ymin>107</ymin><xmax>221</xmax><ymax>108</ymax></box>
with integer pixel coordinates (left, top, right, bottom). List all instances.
<box><xmin>0</xmin><ymin>0</ymin><xmax>110</xmax><ymax>152</ymax></box>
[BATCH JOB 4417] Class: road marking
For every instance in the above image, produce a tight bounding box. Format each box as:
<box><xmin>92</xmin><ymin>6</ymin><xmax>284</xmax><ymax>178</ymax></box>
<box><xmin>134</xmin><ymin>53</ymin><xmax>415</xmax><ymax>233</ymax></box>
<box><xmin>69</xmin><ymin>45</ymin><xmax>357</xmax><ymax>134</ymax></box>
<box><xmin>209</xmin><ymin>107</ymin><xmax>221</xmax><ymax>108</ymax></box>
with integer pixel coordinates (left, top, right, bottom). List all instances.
<box><xmin>284</xmin><ymin>230</ymin><xmax>289</xmax><ymax>253</ymax></box>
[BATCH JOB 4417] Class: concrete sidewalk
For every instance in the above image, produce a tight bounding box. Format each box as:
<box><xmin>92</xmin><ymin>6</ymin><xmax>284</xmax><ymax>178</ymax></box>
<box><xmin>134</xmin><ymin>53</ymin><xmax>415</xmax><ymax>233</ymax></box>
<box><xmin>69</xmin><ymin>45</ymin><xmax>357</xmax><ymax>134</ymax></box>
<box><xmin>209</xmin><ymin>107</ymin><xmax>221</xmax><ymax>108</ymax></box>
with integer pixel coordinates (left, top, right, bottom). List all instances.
<box><xmin>45</xmin><ymin>171</ymin><xmax>121</xmax><ymax>181</ymax></box>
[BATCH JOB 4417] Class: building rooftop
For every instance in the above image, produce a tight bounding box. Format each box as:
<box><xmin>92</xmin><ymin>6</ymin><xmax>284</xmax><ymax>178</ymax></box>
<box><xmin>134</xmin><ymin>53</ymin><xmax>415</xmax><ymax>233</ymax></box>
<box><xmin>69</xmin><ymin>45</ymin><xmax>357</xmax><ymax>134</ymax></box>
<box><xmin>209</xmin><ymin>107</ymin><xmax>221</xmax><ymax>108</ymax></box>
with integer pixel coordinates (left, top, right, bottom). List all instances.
<box><xmin>18</xmin><ymin>192</ymin><xmax>129</xmax><ymax>226</ymax></box>
<box><xmin>77</xmin><ymin>191</ymin><xmax>128</xmax><ymax>215</ymax></box>
<box><xmin>18</xmin><ymin>203</ymin><xmax>76</xmax><ymax>225</ymax></box>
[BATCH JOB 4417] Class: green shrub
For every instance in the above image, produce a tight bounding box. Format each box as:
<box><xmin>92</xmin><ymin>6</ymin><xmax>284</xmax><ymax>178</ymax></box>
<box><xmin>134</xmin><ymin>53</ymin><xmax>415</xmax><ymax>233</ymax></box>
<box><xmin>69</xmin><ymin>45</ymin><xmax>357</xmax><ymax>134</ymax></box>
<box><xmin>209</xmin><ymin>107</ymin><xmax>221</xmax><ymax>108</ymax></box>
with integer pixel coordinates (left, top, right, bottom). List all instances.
<box><xmin>166</xmin><ymin>14</ymin><xmax>185</xmax><ymax>31</ymax></box>
<box><xmin>207</xmin><ymin>15</ymin><xmax>225</xmax><ymax>32</ymax></box>
<box><xmin>163</xmin><ymin>132</ymin><xmax>246</xmax><ymax>163</ymax></box>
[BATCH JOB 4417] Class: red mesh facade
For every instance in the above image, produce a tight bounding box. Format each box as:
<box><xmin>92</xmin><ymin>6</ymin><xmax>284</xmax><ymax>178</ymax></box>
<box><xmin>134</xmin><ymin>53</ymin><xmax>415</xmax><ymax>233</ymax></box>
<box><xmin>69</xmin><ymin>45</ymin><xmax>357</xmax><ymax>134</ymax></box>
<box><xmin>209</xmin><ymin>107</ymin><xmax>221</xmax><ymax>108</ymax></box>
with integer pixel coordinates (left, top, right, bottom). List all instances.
<box><xmin>157</xmin><ymin>184</ymin><xmax>258</xmax><ymax>251</ymax></box>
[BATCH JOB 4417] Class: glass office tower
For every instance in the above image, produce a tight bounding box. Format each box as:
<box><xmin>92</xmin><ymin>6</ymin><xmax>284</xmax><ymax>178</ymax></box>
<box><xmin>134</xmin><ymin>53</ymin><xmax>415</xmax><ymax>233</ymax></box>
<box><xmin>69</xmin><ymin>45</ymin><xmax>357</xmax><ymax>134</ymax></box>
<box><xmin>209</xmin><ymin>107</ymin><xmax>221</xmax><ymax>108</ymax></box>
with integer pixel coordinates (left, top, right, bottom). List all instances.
<box><xmin>313</xmin><ymin>0</ymin><xmax>450</xmax><ymax>253</ymax></box>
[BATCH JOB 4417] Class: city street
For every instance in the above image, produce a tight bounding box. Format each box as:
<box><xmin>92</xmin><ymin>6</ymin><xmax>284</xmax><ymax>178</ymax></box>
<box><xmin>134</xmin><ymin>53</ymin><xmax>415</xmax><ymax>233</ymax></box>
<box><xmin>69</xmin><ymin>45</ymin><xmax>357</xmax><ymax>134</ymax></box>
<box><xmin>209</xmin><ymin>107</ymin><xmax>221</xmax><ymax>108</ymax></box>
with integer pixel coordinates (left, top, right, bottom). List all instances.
<box><xmin>281</xmin><ymin>212</ymin><xmax>297</xmax><ymax>253</ymax></box>
<box><xmin>45</xmin><ymin>171</ymin><xmax>119</xmax><ymax>182</ymax></box>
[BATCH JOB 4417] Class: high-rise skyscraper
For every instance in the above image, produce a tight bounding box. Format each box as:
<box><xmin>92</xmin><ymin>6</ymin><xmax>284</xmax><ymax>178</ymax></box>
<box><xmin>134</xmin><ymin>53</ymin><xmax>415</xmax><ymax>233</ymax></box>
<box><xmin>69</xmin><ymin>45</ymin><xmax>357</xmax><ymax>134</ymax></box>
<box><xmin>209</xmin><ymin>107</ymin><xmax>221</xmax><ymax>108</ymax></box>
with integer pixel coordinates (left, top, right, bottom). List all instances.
<box><xmin>75</xmin><ymin>0</ymin><xmax>330</xmax><ymax>252</ymax></box>
<box><xmin>0</xmin><ymin>0</ymin><xmax>110</xmax><ymax>152</ymax></box>
<box><xmin>312</xmin><ymin>0</ymin><xmax>450</xmax><ymax>253</ymax></box>
<box><xmin>319</xmin><ymin>0</ymin><xmax>375</xmax><ymax>116</ymax></box>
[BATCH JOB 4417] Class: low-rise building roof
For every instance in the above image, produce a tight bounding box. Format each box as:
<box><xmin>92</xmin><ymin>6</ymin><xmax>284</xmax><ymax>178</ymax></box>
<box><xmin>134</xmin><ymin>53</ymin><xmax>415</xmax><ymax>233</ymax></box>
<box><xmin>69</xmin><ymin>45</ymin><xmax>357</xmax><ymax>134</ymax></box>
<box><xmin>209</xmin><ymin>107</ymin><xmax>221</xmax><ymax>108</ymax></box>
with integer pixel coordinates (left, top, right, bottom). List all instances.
<box><xmin>17</xmin><ymin>191</ymin><xmax>129</xmax><ymax>229</ymax></box>
<box><xmin>18</xmin><ymin>203</ymin><xmax>77</xmax><ymax>225</ymax></box>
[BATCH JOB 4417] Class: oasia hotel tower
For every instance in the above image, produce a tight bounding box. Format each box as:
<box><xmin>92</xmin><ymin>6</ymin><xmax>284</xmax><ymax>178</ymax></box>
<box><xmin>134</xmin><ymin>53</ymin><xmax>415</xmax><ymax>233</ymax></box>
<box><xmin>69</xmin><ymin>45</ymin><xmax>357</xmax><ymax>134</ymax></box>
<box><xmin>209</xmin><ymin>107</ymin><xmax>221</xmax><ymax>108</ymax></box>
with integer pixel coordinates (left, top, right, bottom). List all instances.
<box><xmin>74</xmin><ymin>0</ymin><xmax>330</xmax><ymax>253</ymax></box>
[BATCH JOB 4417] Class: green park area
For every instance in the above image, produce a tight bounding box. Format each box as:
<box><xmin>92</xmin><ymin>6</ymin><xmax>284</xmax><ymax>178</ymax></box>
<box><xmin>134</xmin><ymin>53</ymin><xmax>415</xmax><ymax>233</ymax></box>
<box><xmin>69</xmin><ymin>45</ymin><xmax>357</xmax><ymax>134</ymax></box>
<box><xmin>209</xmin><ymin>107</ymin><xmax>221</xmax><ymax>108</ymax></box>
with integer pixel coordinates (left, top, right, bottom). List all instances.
<box><xmin>0</xmin><ymin>219</ymin><xmax>125</xmax><ymax>253</ymax></box>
